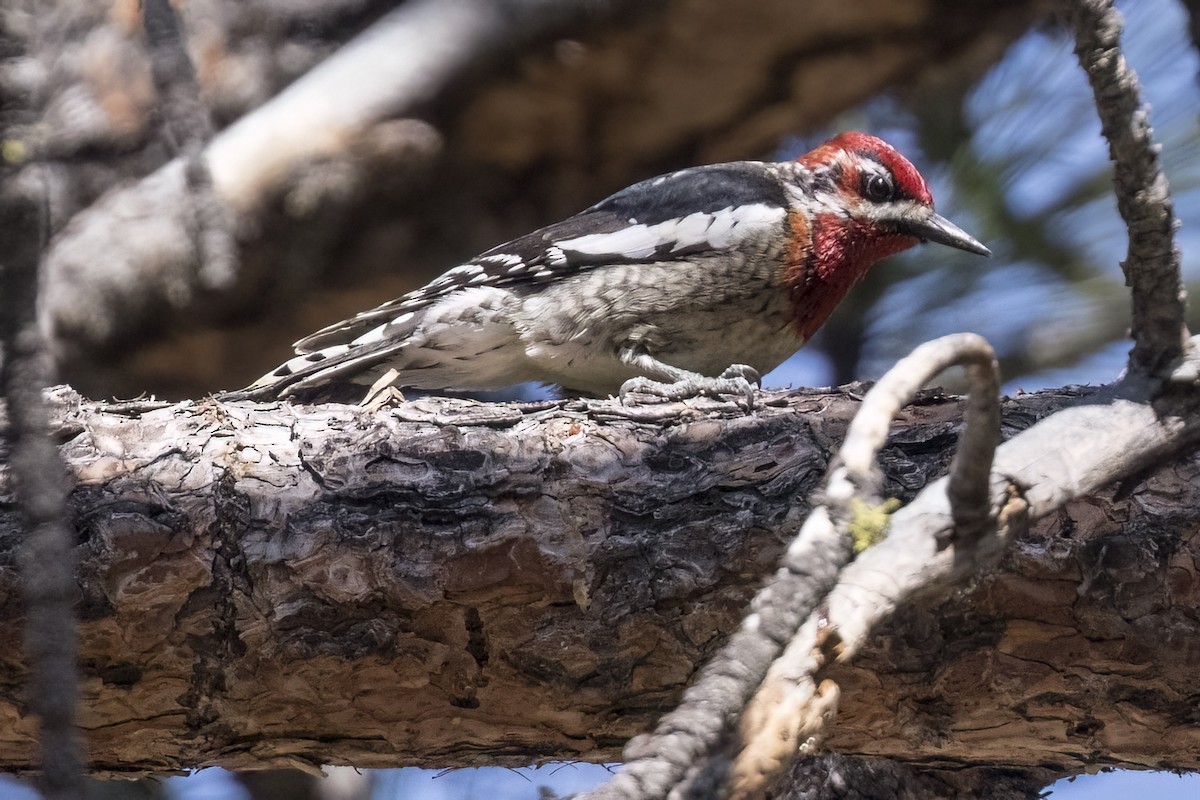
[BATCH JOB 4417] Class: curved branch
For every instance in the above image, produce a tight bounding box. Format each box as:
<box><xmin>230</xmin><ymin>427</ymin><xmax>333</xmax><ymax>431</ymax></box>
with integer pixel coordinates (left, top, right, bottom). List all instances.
<box><xmin>829</xmin><ymin>332</ymin><xmax>1000</xmax><ymax>543</ymax></box>
<box><xmin>1069</xmin><ymin>0</ymin><xmax>1187</xmax><ymax>375</ymax></box>
<box><xmin>578</xmin><ymin>334</ymin><xmax>1001</xmax><ymax>800</ymax></box>
<box><xmin>727</xmin><ymin>334</ymin><xmax>1000</xmax><ymax>800</ymax></box>
<box><xmin>745</xmin><ymin>374</ymin><xmax>1200</xmax><ymax>796</ymax></box>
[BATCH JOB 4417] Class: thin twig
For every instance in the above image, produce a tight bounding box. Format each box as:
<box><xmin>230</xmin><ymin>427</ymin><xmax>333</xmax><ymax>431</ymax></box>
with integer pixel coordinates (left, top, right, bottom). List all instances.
<box><xmin>723</xmin><ymin>334</ymin><xmax>1000</xmax><ymax>800</ymax></box>
<box><xmin>576</xmin><ymin>334</ymin><xmax>1000</xmax><ymax>800</ymax></box>
<box><xmin>1068</xmin><ymin>0</ymin><xmax>1186</xmax><ymax>375</ymax></box>
<box><xmin>0</xmin><ymin>172</ymin><xmax>87</xmax><ymax>797</ymax></box>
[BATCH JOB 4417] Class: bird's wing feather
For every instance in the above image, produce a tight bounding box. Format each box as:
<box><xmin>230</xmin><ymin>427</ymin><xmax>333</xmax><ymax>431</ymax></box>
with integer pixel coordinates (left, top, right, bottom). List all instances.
<box><xmin>294</xmin><ymin>162</ymin><xmax>789</xmax><ymax>354</ymax></box>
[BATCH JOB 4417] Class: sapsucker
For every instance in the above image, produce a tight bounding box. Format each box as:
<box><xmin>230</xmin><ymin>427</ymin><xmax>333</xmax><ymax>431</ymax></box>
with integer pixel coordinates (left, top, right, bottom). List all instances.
<box><xmin>235</xmin><ymin>131</ymin><xmax>989</xmax><ymax>402</ymax></box>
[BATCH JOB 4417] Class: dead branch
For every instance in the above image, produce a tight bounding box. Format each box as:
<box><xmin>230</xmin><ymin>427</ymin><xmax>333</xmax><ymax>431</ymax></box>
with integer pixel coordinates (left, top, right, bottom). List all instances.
<box><xmin>1</xmin><ymin>384</ymin><xmax>1200</xmax><ymax>781</ymax></box>
<box><xmin>1069</xmin><ymin>0</ymin><xmax>1187</xmax><ymax>374</ymax></box>
<box><xmin>729</xmin><ymin>351</ymin><xmax>1200</xmax><ymax>798</ymax></box>
<box><xmin>724</xmin><ymin>334</ymin><xmax>1000</xmax><ymax>800</ymax></box>
<box><xmin>576</xmin><ymin>334</ymin><xmax>1000</xmax><ymax>800</ymax></box>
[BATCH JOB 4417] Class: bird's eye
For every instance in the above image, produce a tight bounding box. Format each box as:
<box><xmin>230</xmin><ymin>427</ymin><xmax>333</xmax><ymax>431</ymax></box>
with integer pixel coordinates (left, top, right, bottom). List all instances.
<box><xmin>863</xmin><ymin>173</ymin><xmax>894</xmax><ymax>203</ymax></box>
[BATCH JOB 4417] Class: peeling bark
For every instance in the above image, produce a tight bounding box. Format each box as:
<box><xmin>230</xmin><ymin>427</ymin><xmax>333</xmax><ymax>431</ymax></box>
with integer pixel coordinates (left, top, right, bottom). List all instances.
<box><xmin>0</xmin><ymin>386</ymin><xmax>1198</xmax><ymax>780</ymax></box>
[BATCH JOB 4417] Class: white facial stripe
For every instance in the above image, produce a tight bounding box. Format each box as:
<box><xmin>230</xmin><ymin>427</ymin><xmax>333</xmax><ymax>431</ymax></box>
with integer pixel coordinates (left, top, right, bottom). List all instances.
<box><xmin>863</xmin><ymin>199</ymin><xmax>927</xmax><ymax>225</ymax></box>
<box><xmin>556</xmin><ymin>203</ymin><xmax>785</xmax><ymax>258</ymax></box>
<box><xmin>860</xmin><ymin>158</ymin><xmax>891</xmax><ymax>182</ymax></box>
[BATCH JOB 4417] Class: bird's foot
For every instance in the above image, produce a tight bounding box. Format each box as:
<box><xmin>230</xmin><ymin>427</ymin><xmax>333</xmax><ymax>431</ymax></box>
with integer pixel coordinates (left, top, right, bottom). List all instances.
<box><xmin>619</xmin><ymin>364</ymin><xmax>760</xmax><ymax>409</ymax></box>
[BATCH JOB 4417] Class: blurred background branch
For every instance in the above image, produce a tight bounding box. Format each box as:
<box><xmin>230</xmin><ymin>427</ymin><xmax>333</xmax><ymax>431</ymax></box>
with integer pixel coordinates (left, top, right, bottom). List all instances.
<box><xmin>0</xmin><ymin>172</ymin><xmax>87</xmax><ymax>799</ymax></box>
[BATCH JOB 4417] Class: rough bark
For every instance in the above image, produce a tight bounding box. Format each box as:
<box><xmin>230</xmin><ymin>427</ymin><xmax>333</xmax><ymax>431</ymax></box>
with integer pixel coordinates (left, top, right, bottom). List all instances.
<box><xmin>0</xmin><ymin>386</ymin><xmax>1198</xmax><ymax>780</ymax></box>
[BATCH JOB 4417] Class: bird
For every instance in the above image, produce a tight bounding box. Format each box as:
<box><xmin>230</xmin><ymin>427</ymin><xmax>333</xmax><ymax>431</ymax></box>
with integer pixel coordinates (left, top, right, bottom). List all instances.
<box><xmin>232</xmin><ymin>131</ymin><xmax>989</xmax><ymax>404</ymax></box>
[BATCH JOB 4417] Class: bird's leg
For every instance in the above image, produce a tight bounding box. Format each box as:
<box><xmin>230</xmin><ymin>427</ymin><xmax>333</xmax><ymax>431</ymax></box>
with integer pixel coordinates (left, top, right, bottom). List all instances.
<box><xmin>617</xmin><ymin>348</ymin><xmax>760</xmax><ymax>407</ymax></box>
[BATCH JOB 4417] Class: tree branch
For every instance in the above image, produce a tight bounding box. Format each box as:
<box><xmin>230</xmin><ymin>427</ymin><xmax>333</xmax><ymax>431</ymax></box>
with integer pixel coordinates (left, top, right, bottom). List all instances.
<box><xmin>723</xmin><ymin>334</ymin><xmax>999</xmax><ymax>800</ymax></box>
<box><xmin>1068</xmin><ymin>0</ymin><xmax>1187</xmax><ymax>375</ymax></box>
<box><xmin>38</xmin><ymin>0</ymin><xmax>643</xmax><ymax>365</ymax></box>
<box><xmin>0</xmin><ymin>174</ymin><xmax>87</xmax><ymax>797</ymax></box>
<box><xmin>1</xmin><ymin>382</ymin><xmax>1199</xmax><ymax>780</ymax></box>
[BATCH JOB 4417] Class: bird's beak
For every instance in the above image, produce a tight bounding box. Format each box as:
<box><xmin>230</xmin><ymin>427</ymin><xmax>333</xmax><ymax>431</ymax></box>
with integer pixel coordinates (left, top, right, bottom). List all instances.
<box><xmin>902</xmin><ymin>212</ymin><xmax>991</xmax><ymax>257</ymax></box>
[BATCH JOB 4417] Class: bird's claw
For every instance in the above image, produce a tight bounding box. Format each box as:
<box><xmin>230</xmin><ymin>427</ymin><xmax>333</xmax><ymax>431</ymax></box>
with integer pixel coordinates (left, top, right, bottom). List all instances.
<box><xmin>718</xmin><ymin>364</ymin><xmax>762</xmax><ymax>385</ymax></box>
<box><xmin>619</xmin><ymin>364</ymin><xmax>760</xmax><ymax>409</ymax></box>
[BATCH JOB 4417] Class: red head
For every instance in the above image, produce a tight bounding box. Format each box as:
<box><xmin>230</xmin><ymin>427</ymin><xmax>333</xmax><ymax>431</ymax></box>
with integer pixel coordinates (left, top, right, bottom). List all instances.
<box><xmin>782</xmin><ymin>131</ymin><xmax>989</xmax><ymax>340</ymax></box>
<box><xmin>797</xmin><ymin>131</ymin><xmax>934</xmax><ymax>206</ymax></box>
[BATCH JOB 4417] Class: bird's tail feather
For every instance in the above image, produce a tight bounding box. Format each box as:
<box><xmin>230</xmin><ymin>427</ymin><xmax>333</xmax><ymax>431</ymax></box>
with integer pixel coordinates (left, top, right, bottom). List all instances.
<box><xmin>218</xmin><ymin>342</ymin><xmax>401</xmax><ymax>401</ymax></box>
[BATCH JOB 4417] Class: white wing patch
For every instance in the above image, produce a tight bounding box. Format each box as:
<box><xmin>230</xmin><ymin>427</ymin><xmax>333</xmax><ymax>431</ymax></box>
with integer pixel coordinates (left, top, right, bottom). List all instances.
<box><xmin>478</xmin><ymin>253</ymin><xmax>524</xmax><ymax>268</ymax></box>
<box><xmin>427</xmin><ymin>264</ymin><xmax>484</xmax><ymax>289</ymax></box>
<box><xmin>555</xmin><ymin>203</ymin><xmax>784</xmax><ymax>259</ymax></box>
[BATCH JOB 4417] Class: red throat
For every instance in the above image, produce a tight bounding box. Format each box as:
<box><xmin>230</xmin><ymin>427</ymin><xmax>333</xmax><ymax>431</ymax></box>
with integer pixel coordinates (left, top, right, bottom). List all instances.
<box><xmin>783</xmin><ymin>211</ymin><xmax>918</xmax><ymax>341</ymax></box>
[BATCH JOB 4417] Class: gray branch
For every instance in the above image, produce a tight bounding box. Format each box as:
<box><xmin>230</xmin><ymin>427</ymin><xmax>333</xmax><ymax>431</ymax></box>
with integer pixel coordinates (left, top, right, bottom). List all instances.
<box><xmin>0</xmin><ymin>174</ymin><xmax>87</xmax><ymax>798</ymax></box>
<box><xmin>574</xmin><ymin>335</ymin><xmax>997</xmax><ymax>800</ymax></box>
<box><xmin>1068</xmin><ymin>0</ymin><xmax>1187</xmax><ymax>375</ymax></box>
<box><xmin>38</xmin><ymin>0</ymin><xmax>640</xmax><ymax>363</ymax></box>
<box><xmin>723</xmin><ymin>333</ymin><xmax>1000</xmax><ymax>800</ymax></box>
<box><xmin>737</xmin><ymin>366</ymin><xmax>1200</xmax><ymax>796</ymax></box>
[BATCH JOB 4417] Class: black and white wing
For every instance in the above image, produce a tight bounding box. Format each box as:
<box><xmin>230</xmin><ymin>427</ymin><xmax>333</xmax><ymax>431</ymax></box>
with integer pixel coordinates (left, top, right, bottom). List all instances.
<box><xmin>235</xmin><ymin>162</ymin><xmax>790</xmax><ymax>398</ymax></box>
